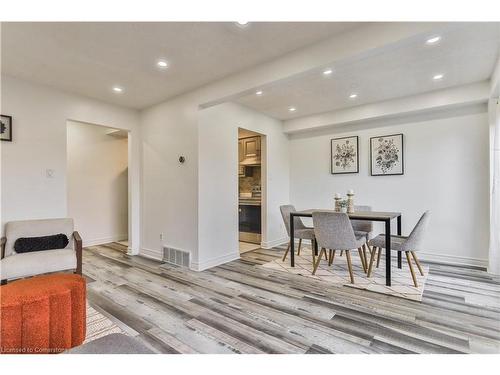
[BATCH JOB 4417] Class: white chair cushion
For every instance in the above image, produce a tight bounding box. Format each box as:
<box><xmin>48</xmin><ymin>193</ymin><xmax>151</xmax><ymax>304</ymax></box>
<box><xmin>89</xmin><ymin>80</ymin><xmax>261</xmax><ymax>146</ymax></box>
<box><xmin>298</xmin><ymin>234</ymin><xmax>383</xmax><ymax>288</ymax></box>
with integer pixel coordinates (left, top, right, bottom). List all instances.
<box><xmin>0</xmin><ymin>249</ymin><xmax>77</xmax><ymax>280</ymax></box>
<box><xmin>4</xmin><ymin>218</ymin><xmax>74</xmax><ymax>257</ymax></box>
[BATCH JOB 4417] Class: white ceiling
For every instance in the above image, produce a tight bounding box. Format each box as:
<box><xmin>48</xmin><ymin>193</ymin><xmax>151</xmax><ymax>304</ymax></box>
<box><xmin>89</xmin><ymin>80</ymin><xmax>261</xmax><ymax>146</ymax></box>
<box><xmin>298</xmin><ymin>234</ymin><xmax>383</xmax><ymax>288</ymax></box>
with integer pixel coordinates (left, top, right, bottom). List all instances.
<box><xmin>1</xmin><ymin>22</ymin><xmax>360</xmax><ymax>109</ymax></box>
<box><xmin>235</xmin><ymin>23</ymin><xmax>500</xmax><ymax>120</ymax></box>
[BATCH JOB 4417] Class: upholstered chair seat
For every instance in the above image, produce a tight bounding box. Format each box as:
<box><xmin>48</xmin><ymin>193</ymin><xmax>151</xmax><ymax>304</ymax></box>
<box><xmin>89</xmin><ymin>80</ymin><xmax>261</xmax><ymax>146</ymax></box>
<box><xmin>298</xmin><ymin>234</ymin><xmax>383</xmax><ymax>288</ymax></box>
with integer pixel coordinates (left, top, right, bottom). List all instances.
<box><xmin>367</xmin><ymin>211</ymin><xmax>431</xmax><ymax>287</ymax></box>
<box><xmin>368</xmin><ymin>234</ymin><xmax>407</xmax><ymax>251</ymax></box>
<box><xmin>0</xmin><ymin>218</ymin><xmax>82</xmax><ymax>283</ymax></box>
<box><xmin>280</xmin><ymin>205</ymin><xmax>320</xmax><ymax>263</ymax></box>
<box><xmin>311</xmin><ymin>211</ymin><xmax>367</xmax><ymax>282</ymax></box>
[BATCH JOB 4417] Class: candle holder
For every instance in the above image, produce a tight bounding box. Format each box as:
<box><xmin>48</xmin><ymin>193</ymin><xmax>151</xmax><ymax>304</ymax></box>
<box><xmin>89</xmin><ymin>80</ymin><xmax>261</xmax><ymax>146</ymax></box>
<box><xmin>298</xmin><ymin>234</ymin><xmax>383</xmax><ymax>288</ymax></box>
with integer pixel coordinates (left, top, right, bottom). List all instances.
<box><xmin>347</xmin><ymin>191</ymin><xmax>355</xmax><ymax>213</ymax></box>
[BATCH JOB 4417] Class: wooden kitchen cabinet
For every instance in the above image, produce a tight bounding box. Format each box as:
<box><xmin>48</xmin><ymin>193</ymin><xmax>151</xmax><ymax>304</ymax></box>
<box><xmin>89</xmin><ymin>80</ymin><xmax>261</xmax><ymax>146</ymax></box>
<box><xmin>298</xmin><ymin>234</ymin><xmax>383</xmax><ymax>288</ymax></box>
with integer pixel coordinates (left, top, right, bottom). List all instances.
<box><xmin>242</xmin><ymin>136</ymin><xmax>261</xmax><ymax>158</ymax></box>
<box><xmin>238</xmin><ymin>139</ymin><xmax>245</xmax><ymax>162</ymax></box>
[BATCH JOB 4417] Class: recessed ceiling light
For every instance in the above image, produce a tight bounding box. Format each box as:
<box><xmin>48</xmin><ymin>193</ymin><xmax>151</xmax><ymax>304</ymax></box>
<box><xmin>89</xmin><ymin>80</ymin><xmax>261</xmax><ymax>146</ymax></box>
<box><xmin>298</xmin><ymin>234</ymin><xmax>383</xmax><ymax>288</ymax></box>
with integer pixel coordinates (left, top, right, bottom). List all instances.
<box><xmin>426</xmin><ymin>36</ymin><xmax>441</xmax><ymax>45</ymax></box>
<box><xmin>349</xmin><ymin>93</ymin><xmax>358</xmax><ymax>99</ymax></box>
<box><xmin>255</xmin><ymin>90</ymin><xmax>263</xmax><ymax>96</ymax></box>
<box><xmin>237</xmin><ymin>21</ymin><xmax>249</xmax><ymax>25</ymax></box>
<box><xmin>112</xmin><ymin>86</ymin><xmax>123</xmax><ymax>93</ymax></box>
<box><xmin>157</xmin><ymin>60</ymin><xmax>168</xmax><ymax>68</ymax></box>
<box><xmin>288</xmin><ymin>107</ymin><xmax>296</xmax><ymax>112</ymax></box>
<box><xmin>323</xmin><ymin>68</ymin><xmax>333</xmax><ymax>75</ymax></box>
<box><xmin>433</xmin><ymin>74</ymin><xmax>444</xmax><ymax>81</ymax></box>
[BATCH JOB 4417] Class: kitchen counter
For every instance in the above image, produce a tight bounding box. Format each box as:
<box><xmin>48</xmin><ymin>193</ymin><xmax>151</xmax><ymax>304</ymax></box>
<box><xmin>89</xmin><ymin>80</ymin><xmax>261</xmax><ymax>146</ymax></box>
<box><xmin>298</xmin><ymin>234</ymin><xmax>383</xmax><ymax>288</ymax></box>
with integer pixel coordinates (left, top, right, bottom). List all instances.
<box><xmin>239</xmin><ymin>198</ymin><xmax>261</xmax><ymax>206</ymax></box>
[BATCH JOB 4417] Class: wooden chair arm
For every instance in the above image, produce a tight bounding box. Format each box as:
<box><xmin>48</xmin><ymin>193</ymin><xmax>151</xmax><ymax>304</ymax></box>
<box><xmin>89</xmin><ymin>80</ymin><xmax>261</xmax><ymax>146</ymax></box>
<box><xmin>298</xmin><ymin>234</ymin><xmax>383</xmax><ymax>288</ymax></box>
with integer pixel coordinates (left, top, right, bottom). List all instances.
<box><xmin>73</xmin><ymin>231</ymin><xmax>82</xmax><ymax>275</ymax></box>
<box><xmin>1</xmin><ymin>237</ymin><xmax>6</xmax><ymax>260</ymax></box>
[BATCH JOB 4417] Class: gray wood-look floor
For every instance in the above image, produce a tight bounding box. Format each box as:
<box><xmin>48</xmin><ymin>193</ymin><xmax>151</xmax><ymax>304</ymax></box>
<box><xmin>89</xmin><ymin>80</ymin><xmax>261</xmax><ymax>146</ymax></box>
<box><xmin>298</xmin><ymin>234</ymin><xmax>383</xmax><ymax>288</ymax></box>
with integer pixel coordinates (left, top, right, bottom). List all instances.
<box><xmin>83</xmin><ymin>243</ymin><xmax>500</xmax><ymax>354</ymax></box>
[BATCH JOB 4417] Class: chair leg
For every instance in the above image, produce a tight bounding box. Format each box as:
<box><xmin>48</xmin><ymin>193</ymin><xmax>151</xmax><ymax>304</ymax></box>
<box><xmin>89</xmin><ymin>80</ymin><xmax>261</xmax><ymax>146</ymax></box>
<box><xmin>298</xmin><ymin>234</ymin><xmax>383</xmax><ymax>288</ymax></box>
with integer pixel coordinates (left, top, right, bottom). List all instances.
<box><xmin>282</xmin><ymin>241</ymin><xmax>291</xmax><ymax>261</ymax></box>
<box><xmin>312</xmin><ymin>248</ymin><xmax>326</xmax><ymax>275</ymax></box>
<box><xmin>376</xmin><ymin>247</ymin><xmax>382</xmax><ymax>268</ymax></box>
<box><xmin>345</xmin><ymin>250</ymin><xmax>355</xmax><ymax>284</ymax></box>
<box><xmin>358</xmin><ymin>247</ymin><xmax>367</xmax><ymax>273</ymax></box>
<box><xmin>362</xmin><ymin>243</ymin><xmax>370</xmax><ymax>264</ymax></box>
<box><xmin>340</xmin><ymin>250</ymin><xmax>343</xmax><ymax>256</ymax></box>
<box><xmin>329</xmin><ymin>250</ymin><xmax>336</xmax><ymax>266</ymax></box>
<box><xmin>405</xmin><ymin>251</ymin><xmax>418</xmax><ymax>287</ymax></box>
<box><xmin>411</xmin><ymin>251</ymin><xmax>424</xmax><ymax>276</ymax></box>
<box><xmin>297</xmin><ymin>238</ymin><xmax>302</xmax><ymax>256</ymax></box>
<box><xmin>324</xmin><ymin>248</ymin><xmax>328</xmax><ymax>260</ymax></box>
<box><xmin>311</xmin><ymin>239</ymin><xmax>316</xmax><ymax>264</ymax></box>
<box><xmin>367</xmin><ymin>247</ymin><xmax>376</xmax><ymax>277</ymax></box>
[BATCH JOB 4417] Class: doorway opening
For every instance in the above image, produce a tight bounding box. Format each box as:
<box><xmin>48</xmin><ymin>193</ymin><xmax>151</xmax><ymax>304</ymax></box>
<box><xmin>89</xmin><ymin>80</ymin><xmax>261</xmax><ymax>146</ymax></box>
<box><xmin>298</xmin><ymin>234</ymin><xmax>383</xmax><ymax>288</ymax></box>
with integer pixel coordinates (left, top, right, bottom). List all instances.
<box><xmin>238</xmin><ymin>128</ymin><xmax>264</xmax><ymax>254</ymax></box>
<box><xmin>66</xmin><ymin>120</ymin><xmax>129</xmax><ymax>252</ymax></box>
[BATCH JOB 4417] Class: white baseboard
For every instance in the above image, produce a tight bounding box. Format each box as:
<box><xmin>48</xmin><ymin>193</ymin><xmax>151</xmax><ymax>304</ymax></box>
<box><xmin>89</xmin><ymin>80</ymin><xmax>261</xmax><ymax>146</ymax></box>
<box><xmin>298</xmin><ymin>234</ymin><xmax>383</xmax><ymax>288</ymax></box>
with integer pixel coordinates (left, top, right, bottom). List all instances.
<box><xmin>139</xmin><ymin>247</ymin><xmax>163</xmax><ymax>261</ymax></box>
<box><xmin>191</xmin><ymin>251</ymin><xmax>240</xmax><ymax>271</ymax></box>
<box><xmin>261</xmin><ymin>237</ymin><xmax>289</xmax><ymax>249</ymax></box>
<box><xmin>263</xmin><ymin>239</ymin><xmax>487</xmax><ymax>269</ymax></box>
<box><xmin>418</xmin><ymin>251</ymin><xmax>488</xmax><ymax>269</ymax></box>
<box><xmin>83</xmin><ymin>235</ymin><xmax>128</xmax><ymax>247</ymax></box>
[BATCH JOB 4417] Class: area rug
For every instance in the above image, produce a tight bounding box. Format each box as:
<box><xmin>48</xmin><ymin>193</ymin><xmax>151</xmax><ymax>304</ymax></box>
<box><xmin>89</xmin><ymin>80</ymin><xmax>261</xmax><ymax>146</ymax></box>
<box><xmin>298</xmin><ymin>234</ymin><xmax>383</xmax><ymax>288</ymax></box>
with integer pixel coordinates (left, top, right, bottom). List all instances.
<box><xmin>261</xmin><ymin>246</ymin><xmax>429</xmax><ymax>301</ymax></box>
<box><xmin>84</xmin><ymin>306</ymin><xmax>124</xmax><ymax>344</ymax></box>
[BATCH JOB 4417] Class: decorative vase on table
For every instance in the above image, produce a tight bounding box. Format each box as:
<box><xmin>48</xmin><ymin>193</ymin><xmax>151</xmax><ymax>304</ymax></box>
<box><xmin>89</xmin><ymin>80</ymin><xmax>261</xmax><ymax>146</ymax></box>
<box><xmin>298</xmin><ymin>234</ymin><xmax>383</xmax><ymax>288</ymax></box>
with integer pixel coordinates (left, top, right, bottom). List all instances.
<box><xmin>334</xmin><ymin>193</ymin><xmax>342</xmax><ymax>212</ymax></box>
<box><xmin>347</xmin><ymin>190</ymin><xmax>355</xmax><ymax>213</ymax></box>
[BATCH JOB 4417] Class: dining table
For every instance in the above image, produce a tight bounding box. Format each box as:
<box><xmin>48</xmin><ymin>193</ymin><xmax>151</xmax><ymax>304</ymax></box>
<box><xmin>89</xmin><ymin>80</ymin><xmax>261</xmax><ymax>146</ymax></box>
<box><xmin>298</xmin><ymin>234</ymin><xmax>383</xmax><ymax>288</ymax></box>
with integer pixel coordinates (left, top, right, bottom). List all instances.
<box><xmin>290</xmin><ymin>209</ymin><xmax>402</xmax><ymax>286</ymax></box>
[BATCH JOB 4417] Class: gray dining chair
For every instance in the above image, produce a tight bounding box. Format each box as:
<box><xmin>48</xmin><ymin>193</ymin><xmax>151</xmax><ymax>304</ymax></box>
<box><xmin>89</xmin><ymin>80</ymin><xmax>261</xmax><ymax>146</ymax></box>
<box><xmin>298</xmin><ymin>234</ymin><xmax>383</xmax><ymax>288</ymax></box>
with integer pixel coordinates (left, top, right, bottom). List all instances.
<box><xmin>351</xmin><ymin>205</ymin><xmax>374</xmax><ymax>241</ymax></box>
<box><xmin>367</xmin><ymin>211</ymin><xmax>430</xmax><ymax>287</ymax></box>
<box><xmin>311</xmin><ymin>211</ymin><xmax>367</xmax><ymax>283</ymax></box>
<box><xmin>280</xmin><ymin>205</ymin><xmax>323</xmax><ymax>264</ymax></box>
<box><xmin>344</xmin><ymin>205</ymin><xmax>375</xmax><ymax>271</ymax></box>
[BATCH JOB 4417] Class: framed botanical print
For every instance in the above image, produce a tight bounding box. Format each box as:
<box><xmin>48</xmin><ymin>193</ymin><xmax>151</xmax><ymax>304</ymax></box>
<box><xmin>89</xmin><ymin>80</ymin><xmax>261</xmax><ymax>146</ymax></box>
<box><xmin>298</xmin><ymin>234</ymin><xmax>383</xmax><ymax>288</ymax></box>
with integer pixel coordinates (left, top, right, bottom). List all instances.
<box><xmin>331</xmin><ymin>136</ymin><xmax>359</xmax><ymax>174</ymax></box>
<box><xmin>370</xmin><ymin>133</ymin><xmax>404</xmax><ymax>176</ymax></box>
<box><xmin>0</xmin><ymin>115</ymin><xmax>12</xmax><ymax>142</ymax></box>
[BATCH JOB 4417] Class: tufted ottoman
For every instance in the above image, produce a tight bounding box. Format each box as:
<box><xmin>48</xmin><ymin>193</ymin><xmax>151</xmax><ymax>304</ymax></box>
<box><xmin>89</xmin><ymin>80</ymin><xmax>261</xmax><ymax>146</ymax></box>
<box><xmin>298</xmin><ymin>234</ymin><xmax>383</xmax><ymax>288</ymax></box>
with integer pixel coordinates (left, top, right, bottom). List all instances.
<box><xmin>0</xmin><ymin>274</ymin><xmax>86</xmax><ymax>354</ymax></box>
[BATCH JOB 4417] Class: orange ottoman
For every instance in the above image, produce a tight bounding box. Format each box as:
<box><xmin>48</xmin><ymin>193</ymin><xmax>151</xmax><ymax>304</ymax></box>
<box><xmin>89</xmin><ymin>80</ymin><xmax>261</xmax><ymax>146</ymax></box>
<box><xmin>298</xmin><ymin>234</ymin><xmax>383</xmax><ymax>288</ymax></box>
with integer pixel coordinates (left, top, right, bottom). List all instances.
<box><xmin>0</xmin><ymin>274</ymin><xmax>86</xmax><ymax>354</ymax></box>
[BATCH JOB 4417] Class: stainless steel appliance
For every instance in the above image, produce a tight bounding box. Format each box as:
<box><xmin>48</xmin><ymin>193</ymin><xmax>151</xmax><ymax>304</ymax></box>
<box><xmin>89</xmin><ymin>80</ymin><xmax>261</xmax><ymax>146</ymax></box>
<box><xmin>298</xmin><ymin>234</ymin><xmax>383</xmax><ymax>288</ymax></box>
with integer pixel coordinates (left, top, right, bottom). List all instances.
<box><xmin>238</xmin><ymin>199</ymin><xmax>261</xmax><ymax>244</ymax></box>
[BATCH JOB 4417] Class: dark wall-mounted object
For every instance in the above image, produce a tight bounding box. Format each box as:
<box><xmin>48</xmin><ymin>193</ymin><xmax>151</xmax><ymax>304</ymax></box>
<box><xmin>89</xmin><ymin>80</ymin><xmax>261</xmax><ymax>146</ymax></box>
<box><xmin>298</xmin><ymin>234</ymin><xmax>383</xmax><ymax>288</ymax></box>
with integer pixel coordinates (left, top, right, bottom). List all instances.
<box><xmin>178</xmin><ymin>156</ymin><xmax>186</xmax><ymax>164</ymax></box>
<box><xmin>0</xmin><ymin>115</ymin><xmax>13</xmax><ymax>142</ymax></box>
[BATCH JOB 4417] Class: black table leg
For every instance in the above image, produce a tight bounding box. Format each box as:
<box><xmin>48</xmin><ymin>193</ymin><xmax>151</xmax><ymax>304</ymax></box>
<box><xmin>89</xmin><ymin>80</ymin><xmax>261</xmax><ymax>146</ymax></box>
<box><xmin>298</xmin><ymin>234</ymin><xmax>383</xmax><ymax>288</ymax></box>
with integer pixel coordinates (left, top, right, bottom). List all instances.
<box><xmin>385</xmin><ymin>219</ymin><xmax>391</xmax><ymax>286</ymax></box>
<box><xmin>397</xmin><ymin>215</ymin><xmax>402</xmax><ymax>269</ymax></box>
<box><xmin>290</xmin><ymin>213</ymin><xmax>295</xmax><ymax>267</ymax></box>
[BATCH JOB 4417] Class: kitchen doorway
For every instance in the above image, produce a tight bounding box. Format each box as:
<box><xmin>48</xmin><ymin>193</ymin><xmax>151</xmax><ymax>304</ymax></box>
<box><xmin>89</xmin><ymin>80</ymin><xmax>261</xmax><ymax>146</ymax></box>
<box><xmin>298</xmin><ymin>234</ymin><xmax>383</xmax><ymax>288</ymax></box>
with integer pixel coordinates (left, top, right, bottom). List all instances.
<box><xmin>238</xmin><ymin>128</ymin><xmax>263</xmax><ymax>254</ymax></box>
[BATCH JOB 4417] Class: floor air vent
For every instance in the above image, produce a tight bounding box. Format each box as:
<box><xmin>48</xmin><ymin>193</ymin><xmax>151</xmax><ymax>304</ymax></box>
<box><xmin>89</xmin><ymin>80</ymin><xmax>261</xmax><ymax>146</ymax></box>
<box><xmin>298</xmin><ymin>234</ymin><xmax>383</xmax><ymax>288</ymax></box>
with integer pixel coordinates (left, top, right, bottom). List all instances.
<box><xmin>163</xmin><ymin>247</ymin><xmax>190</xmax><ymax>267</ymax></box>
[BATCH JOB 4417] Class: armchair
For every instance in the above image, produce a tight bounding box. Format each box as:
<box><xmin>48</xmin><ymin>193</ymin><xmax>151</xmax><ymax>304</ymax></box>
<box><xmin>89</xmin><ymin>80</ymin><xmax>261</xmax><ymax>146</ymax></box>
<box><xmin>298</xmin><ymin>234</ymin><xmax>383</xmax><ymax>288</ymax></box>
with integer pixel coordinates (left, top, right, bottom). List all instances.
<box><xmin>0</xmin><ymin>218</ymin><xmax>82</xmax><ymax>284</ymax></box>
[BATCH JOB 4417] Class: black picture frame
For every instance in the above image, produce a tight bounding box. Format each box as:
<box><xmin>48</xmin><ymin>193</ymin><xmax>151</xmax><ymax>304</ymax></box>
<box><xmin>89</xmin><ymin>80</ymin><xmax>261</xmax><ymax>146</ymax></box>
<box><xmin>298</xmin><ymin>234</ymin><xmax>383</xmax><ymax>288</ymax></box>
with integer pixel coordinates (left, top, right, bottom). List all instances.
<box><xmin>330</xmin><ymin>135</ymin><xmax>359</xmax><ymax>174</ymax></box>
<box><xmin>370</xmin><ymin>133</ymin><xmax>404</xmax><ymax>176</ymax></box>
<box><xmin>0</xmin><ymin>115</ymin><xmax>12</xmax><ymax>142</ymax></box>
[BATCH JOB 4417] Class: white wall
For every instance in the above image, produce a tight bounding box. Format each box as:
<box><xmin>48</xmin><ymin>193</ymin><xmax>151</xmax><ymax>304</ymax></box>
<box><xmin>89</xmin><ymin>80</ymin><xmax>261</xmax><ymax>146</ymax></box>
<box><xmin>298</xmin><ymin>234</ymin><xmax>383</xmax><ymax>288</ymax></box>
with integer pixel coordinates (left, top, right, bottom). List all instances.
<box><xmin>67</xmin><ymin>121</ymin><xmax>128</xmax><ymax>246</ymax></box>
<box><xmin>289</xmin><ymin>108</ymin><xmax>490</xmax><ymax>267</ymax></box>
<box><xmin>138</xmin><ymin>24</ymin><xmax>442</xmax><ymax>263</ymax></box>
<box><xmin>196</xmin><ymin>102</ymin><xmax>289</xmax><ymax>270</ymax></box>
<box><xmin>489</xmin><ymin>99</ymin><xmax>500</xmax><ymax>274</ymax></box>
<box><xmin>0</xmin><ymin>76</ymin><xmax>141</xmax><ymax>253</ymax></box>
<box><xmin>139</xmin><ymin>93</ymin><xmax>200</xmax><ymax>261</ymax></box>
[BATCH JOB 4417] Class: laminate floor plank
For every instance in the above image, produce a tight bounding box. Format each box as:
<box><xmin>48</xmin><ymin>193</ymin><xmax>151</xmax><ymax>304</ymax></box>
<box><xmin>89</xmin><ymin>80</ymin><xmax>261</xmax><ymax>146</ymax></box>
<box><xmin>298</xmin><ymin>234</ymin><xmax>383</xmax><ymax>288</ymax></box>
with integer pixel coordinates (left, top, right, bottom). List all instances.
<box><xmin>83</xmin><ymin>243</ymin><xmax>500</xmax><ymax>354</ymax></box>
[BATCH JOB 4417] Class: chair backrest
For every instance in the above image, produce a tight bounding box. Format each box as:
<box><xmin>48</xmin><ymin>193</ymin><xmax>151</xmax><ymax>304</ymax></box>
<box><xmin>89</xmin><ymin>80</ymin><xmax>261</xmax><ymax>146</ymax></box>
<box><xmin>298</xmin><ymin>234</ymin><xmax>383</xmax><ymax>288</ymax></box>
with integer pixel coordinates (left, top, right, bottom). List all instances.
<box><xmin>312</xmin><ymin>211</ymin><xmax>359</xmax><ymax>250</ymax></box>
<box><xmin>280</xmin><ymin>205</ymin><xmax>306</xmax><ymax>237</ymax></box>
<box><xmin>4</xmin><ymin>218</ymin><xmax>74</xmax><ymax>257</ymax></box>
<box><xmin>402</xmin><ymin>211</ymin><xmax>431</xmax><ymax>252</ymax></box>
<box><xmin>351</xmin><ymin>205</ymin><xmax>373</xmax><ymax>233</ymax></box>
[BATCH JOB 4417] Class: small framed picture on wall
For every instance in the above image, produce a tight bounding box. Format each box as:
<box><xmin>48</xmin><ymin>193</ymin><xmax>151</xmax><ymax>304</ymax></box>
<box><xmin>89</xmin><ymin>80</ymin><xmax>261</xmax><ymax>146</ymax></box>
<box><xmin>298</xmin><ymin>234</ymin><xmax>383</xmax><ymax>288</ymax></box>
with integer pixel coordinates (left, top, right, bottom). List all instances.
<box><xmin>331</xmin><ymin>136</ymin><xmax>359</xmax><ymax>174</ymax></box>
<box><xmin>0</xmin><ymin>114</ymin><xmax>13</xmax><ymax>142</ymax></box>
<box><xmin>370</xmin><ymin>133</ymin><xmax>404</xmax><ymax>176</ymax></box>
